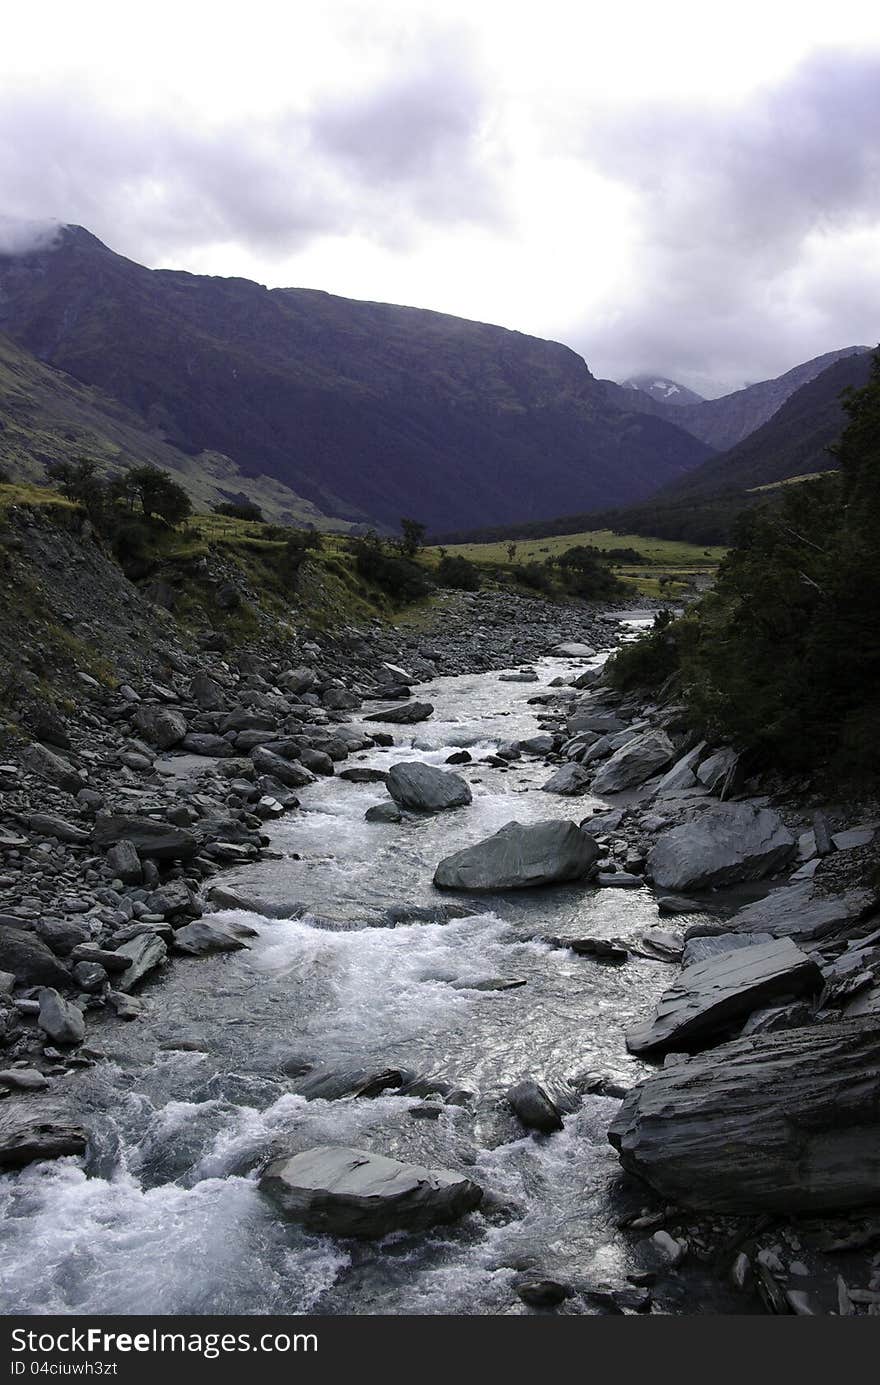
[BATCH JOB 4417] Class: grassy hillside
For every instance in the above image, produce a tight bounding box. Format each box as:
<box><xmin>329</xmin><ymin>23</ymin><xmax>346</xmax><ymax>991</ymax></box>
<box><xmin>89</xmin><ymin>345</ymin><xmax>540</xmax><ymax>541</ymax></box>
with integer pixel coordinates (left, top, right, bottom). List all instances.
<box><xmin>0</xmin><ymin>333</ymin><xmax>359</xmax><ymax>529</ymax></box>
<box><xmin>430</xmin><ymin>528</ymin><xmax>726</xmax><ymax>600</ymax></box>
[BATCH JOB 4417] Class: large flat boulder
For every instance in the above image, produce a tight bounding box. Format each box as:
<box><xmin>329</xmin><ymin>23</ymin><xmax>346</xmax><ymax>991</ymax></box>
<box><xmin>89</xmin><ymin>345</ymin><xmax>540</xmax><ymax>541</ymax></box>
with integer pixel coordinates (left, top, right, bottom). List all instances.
<box><xmin>0</xmin><ymin>1112</ymin><xmax>88</xmax><ymax>1168</ymax></box>
<box><xmin>93</xmin><ymin>814</ymin><xmax>201</xmax><ymax>861</ymax></box>
<box><xmin>434</xmin><ymin>819</ymin><xmax>599</xmax><ymax>891</ymax></box>
<box><xmin>725</xmin><ymin>881</ymin><xmax>874</xmax><ymax>940</ymax></box>
<box><xmin>386</xmin><ymin>762</ymin><xmax>472</xmax><ymax>813</ymax></box>
<box><xmin>609</xmin><ymin>1019</ymin><xmax>880</xmax><ymax>1212</ymax></box>
<box><xmin>625</xmin><ymin>937</ymin><xmax>822</xmax><ymax>1055</ymax></box>
<box><xmin>365</xmin><ymin>702</ymin><xmax>434</xmax><ymax>725</ymax></box>
<box><xmin>647</xmin><ymin>803</ymin><xmax>795</xmax><ymax>891</ymax></box>
<box><xmin>592</xmin><ymin>730</ymin><xmax>675</xmax><ymax>794</ymax></box>
<box><xmin>259</xmin><ymin>1144</ymin><xmax>482</xmax><ymax>1237</ymax></box>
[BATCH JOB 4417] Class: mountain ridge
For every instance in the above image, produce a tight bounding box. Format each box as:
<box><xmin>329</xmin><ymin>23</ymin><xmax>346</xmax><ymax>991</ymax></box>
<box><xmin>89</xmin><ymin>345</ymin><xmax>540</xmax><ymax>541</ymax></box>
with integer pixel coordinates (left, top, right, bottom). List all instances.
<box><xmin>0</xmin><ymin>225</ymin><xmax>713</xmax><ymax>531</ymax></box>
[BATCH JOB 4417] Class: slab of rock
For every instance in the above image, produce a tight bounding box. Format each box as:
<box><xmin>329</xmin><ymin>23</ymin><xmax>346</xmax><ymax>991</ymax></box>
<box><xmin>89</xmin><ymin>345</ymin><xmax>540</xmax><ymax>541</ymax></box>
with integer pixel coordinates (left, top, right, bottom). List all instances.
<box><xmin>0</xmin><ymin>927</ymin><xmax>70</xmax><ymax>988</ymax></box>
<box><xmin>434</xmin><ymin>820</ymin><xmax>599</xmax><ymax>891</ymax></box>
<box><xmin>696</xmin><ymin>747</ymin><xmax>739</xmax><ymax>793</ymax></box>
<box><xmin>541</xmin><ymin>763</ymin><xmax>591</xmax><ymax>796</ymax></box>
<box><xmin>681</xmin><ymin>931</ymin><xmax>775</xmax><ymax>968</ymax></box>
<box><xmin>552</xmin><ymin>642</ymin><xmax>596</xmax><ymax>657</ymax></box>
<box><xmin>654</xmin><ymin>744</ymin><xmax>705</xmax><ymax>796</ymax></box>
<box><xmin>647</xmin><ymin>804</ymin><xmax>795</xmax><ymax>891</ymax></box>
<box><xmin>114</xmin><ymin>932</ymin><xmax>168</xmax><ymax>991</ymax></box>
<box><xmin>340</xmin><ymin>766</ymin><xmax>388</xmax><ymax>783</ymax></box>
<box><xmin>259</xmin><ymin>1144</ymin><xmax>482</xmax><ymax>1237</ymax></box>
<box><xmin>37</xmin><ymin>988</ymin><xmax>85</xmax><ymax>1045</ymax></box>
<box><xmin>609</xmin><ymin>1019</ymin><xmax>880</xmax><ymax>1212</ymax></box>
<box><xmin>188</xmin><ymin>672</ymin><xmax>226</xmax><ymax>709</ymax></box>
<box><xmin>0</xmin><ymin>1068</ymin><xmax>50</xmax><ymax>1091</ymax></box>
<box><xmin>207</xmin><ymin>885</ymin><xmax>289</xmax><ymax>916</ymax></box>
<box><xmin>499</xmin><ymin>670</ymin><xmax>539</xmax><ymax>683</ymax></box>
<box><xmin>0</xmin><ymin>1113</ymin><xmax>88</xmax><ymax>1168</ymax></box>
<box><xmin>592</xmin><ymin>730</ymin><xmax>676</xmax><ymax>794</ymax></box>
<box><xmin>365</xmin><ymin>701</ymin><xmax>434</xmax><ymax>724</ymax></box>
<box><xmin>833</xmin><ymin>825</ymin><xmax>877</xmax><ymax>851</ymax></box>
<box><xmin>507</xmin><ymin>1080</ymin><xmax>564</xmax><ymax>1133</ymax></box>
<box><xmin>69</xmin><ymin>944</ymin><xmax>132</xmax><ymax>974</ymax></box>
<box><xmin>134</xmin><ymin>706</ymin><xmax>188</xmax><ymax>751</ymax></box>
<box><xmin>105</xmin><ymin>838</ymin><xmax>142</xmax><ymax>884</ymax></box>
<box><xmin>726</xmin><ymin>881</ymin><xmax>872</xmax><ymax>941</ymax></box>
<box><xmin>21</xmin><ymin>743</ymin><xmax>83</xmax><ymax>793</ymax></box>
<box><xmin>625</xmin><ymin>937</ymin><xmax>822</xmax><ymax>1055</ymax></box>
<box><xmin>386</xmin><ymin>762</ymin><xmax>472</xmax><ymax>813</ymax></box>
<box><xmin>173</xmin><ymin>920</ymin><xmax>253</xmax><ymax>955</ymax></box>
<box><xmin>27</xmin><ymin>814</ymin><xmax>91</xmax><ymax>845</ymax></box>
<box><xmin>93</xmin><ymin>814</ymin><xmax>201</xmax><ymax>861</ymax></box>
<box><xmin>251</xmin><ymin>747</ymin><xmax>316</xmax><ymax>788</ymax></box>
<box><xmin>180</xmin><ymin>733</ymin><xmax>234</xmax><ymax>757</ymax></box>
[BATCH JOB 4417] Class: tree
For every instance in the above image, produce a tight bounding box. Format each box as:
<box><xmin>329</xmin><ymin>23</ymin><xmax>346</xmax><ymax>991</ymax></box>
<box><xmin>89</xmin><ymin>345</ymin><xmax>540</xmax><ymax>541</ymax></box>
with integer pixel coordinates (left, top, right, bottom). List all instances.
<box><xmin>399</xmin><ymin>517</ymin><xmax>427</xmax><ymax>558</ymax></box>
<box><xmin>213</xmin><ymin>499</ymin><xmax>265</xmax><ymax>522</ymax></box>
<box><xmin>506</xmin><ymin>542</ymin><xmax>518</xmax><ymax>563</ymax></box>
<box><xmin>46</xmin><ymin>458</ymin><xmax>102</xmax><ymax>510</ymax></box>
<box><xmin>126</xmin><ymin>466</ymin><xmax>192</xmax><ymax>525</ymax></box>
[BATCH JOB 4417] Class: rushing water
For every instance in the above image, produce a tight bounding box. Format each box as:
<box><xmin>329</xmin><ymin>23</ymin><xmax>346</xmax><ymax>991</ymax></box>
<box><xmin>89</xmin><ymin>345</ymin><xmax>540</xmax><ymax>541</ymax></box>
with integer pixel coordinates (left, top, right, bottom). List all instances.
<box><xmin>0</xmin><ymin>621</ymin><xmax>733</xmax><ymax>1316</ymax></box>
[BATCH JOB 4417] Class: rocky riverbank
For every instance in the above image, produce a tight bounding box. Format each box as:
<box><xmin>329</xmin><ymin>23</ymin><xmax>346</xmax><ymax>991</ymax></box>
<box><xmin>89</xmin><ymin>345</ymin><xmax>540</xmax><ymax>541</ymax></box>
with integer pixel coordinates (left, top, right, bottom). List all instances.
<box><xmin>1</xmin><ymin>581</ymin><xmax>879</xmax><ymax>1315</ymax></box>
<box><xmin>0</xmin><ymin>588</ymin><xmax>616</xmax><ymax>1092</ymax></box>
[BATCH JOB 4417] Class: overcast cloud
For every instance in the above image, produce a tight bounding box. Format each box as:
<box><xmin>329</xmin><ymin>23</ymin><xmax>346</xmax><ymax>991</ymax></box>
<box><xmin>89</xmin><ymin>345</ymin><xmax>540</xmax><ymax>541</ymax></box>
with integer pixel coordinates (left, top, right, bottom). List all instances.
<box><xmin>1</xmin><ymin>1</ymin><xmax>879</xmax><ymax>395</ymax></box>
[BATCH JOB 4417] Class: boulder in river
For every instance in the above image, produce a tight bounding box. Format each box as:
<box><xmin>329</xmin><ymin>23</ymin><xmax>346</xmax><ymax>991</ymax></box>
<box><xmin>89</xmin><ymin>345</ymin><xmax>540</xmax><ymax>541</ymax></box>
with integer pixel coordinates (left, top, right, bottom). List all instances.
<box><xmin>386</xmin><ymin>762</ymin><xmax>472</xmax><ymax>813</ymax></box>
<box><xmin>625</xmin><ymin>937</ymin><xmax>822</xmax><ymax>1056</ymax></box>
<box><xmin>365</xmin><ymin>702</ymin><xmax>434</xmax><ymax>725</ymax></box>
<box><xmin>591</xmin><ymin>730</ymin><xmax>676</xmax><ymax>794</ymax></box>
<box><xmin>37</xmin><ymin>989</ymin><xmax>85</xmax><ymax>1045</ymax></box>
<box><xmin>647</xmin><ymin>803</ymin><xmax>795</xmax><ymax>891</ymax></box>
<box><xmin>552</xmin><ymin>642</ymin><xmax>595</xmax><ymax>657</ymax></box>
<box><xmin>259</xmin><ymin>1144</ymin><xmax>483</xmax><ymax>1237</ymax></box>
<box><xmin>173</xmin><ymin>920</ymin><xmax>254</xmax><ymax>955</ymax></box>
<box><xmin>507</xmin><ymin>1080</ymin><xmax>564</xmax><ymax>1132</ymax></box>
<box><xmin>434</xmin><ymin>819</ymin><xmax>599</xmax><ymax>891</ymax></box>
<box><xmin>365</xmin><ymin>801</ymin><xmax>403</xmax><ymax>824</ymax></box>
<box><xmin>114</xmin><ymin>932</ymin><xmax>168</xmax><ymax>991</ymax></box>
<box><xmin>609</xmin><ymin>1019</ymin><xmax>880</xmax><ymax>1212</ymax></box>
<box><xmin>541</xmin><ymin>763</ymin><xmax>591</xmax><ymax>796</ymax></box>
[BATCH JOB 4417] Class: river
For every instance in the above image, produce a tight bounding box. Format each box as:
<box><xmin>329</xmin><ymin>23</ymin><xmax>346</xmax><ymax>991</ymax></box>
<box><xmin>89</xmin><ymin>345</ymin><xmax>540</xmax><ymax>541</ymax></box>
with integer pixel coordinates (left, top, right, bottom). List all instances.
<box><xmin>0</xmin><ymin>619</ymin><xmax>736</xmax><ymax>1316</ymax></box>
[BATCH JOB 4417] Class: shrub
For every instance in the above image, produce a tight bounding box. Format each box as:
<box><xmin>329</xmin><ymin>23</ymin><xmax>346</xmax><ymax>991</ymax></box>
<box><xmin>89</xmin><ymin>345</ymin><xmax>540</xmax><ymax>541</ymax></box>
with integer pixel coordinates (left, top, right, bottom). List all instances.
<box><xmin>352</xmin><ymin>533</ymin><xmax>432</xmax><ymax>603</ymax></box>
<box><xmin>437</xmin><ymin>554</ymin><xmax>481</xmax><ymax>590</ymax></box>
<box><xmin>214</xmin><ymin>500</ymin><xmax>264</xmax><ymax>522</ymax></box>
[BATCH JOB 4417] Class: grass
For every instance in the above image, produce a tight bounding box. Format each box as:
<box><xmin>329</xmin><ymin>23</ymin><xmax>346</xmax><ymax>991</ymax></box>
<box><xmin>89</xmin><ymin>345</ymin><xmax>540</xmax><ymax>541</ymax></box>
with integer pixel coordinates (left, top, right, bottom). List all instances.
<box><xmin>426</xmin><ymin>528</ymin><xmax>726</xmax><ymax>598</ymax></box>
<box><xmin>747</xmin><ymin>470</ymin><xmax>835</xmax><ymax>493</ymax></box>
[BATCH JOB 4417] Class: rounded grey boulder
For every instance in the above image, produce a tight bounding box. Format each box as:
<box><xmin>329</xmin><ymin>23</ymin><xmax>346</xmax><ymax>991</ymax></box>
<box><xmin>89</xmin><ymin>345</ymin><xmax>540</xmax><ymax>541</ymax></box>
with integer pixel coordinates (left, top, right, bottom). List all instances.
<box><xmin>386</xmin><ymin>761</ymin><xmax>472</xmax><ymax>813</ymax></box>
<box><xmin>259</xmin><ymin>1144</ymin><xmax>483</xmax><ymax>1238</ymax></box>
<box><xmin>434</xmin><ymin>819</ymin><xmax>599</xmax><ymax>891</ymax></box>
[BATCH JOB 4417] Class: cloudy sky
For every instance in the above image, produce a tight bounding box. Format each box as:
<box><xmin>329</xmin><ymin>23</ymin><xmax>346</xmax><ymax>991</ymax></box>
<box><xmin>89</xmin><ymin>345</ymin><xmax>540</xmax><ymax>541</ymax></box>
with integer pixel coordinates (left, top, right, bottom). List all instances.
<box><xmin>2</xmin><ymin>0</ymin><xmax>879</xmax><ymax>395</ymax></box>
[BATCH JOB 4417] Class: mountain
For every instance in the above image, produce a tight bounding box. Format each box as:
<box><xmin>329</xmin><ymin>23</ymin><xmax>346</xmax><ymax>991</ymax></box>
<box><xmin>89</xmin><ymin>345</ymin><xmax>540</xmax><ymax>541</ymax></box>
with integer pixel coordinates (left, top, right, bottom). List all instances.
<box><xmin>648</xmin><ymin>349</ymin><xmax>875</xmax><ymax>503</ymax></box>
<box><xmin>438</xmin><ymin>348</ymin><xmax>878</xmax><ymax>547</ymax></box>
<box><xmin>0</xmin><ymin>226</ymin><xmax>713</xmax><ymax>532</ymax></box>
<box><xmin>621</xmin><ymin>374</ymin><xmax>704</xmax><ymax>407</ymax></box>
<box><xmin>646</xmin><ymin>347</ymin><xmax>870</xmax><ymax>452</ymax></box>
<box><xmin>0</xmin><ymin>332</ymin><xmax>349</xmax><ymax>527</ymax></box>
